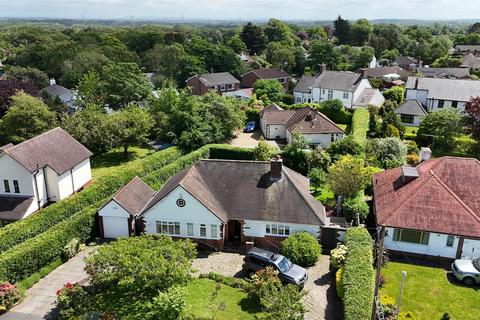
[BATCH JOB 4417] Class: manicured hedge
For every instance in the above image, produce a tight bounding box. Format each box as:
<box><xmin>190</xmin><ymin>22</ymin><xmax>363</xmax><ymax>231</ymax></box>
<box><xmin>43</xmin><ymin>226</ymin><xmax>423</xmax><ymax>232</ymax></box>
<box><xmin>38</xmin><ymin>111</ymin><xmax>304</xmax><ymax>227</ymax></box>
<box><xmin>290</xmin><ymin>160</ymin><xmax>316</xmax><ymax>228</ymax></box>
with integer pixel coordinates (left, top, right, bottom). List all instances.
<box><xmin>343</xmin><ymin>227</ymin><xmax>374</xmax><ymax>320</ymax></box>
<box><xmin>351</xmin><ymin>108</ymin><xmax>370</xmax><ymax>145</ymax></box>
<box><xmin>208</xmin><ymin>144</ymin><xmax>255</xmax><ymax>160</ymax></box>
<box><xmin>0</xmin><ymin>148</ymin><xmax>183</xmax><ymax>253</ymax></box>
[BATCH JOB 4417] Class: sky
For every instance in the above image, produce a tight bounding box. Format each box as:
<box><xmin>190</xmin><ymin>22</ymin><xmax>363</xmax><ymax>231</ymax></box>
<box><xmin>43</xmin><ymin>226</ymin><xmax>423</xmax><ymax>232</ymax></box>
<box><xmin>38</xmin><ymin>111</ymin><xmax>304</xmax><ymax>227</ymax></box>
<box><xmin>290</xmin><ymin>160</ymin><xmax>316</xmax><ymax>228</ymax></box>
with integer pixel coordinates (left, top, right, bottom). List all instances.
<box><xmin>1</xmin><ymin>0</ymin><xmax>480</xmax><ymax>21</ymax></box>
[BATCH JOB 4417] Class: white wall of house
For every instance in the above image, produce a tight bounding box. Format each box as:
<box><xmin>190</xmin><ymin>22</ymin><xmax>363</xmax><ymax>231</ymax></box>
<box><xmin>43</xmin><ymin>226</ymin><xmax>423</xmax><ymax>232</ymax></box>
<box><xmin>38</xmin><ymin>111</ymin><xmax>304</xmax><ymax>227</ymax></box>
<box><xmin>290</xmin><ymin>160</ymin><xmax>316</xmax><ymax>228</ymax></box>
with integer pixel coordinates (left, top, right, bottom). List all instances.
<box><xmin>243</xmin><ymin>219</ymin><xmax>320</xmax><ymax>238</ymax></box>
<box><xmin>294</xmin><ymin>92</ymin><xmax>313</xmax><ymax>104</ymax></box>
<box><xmin>33</xmin><ymin>168</ymin><xmax>48</xmax><ymax>208</ymax></box>
<box><xmin>396</xmin><ymin>114</ymin><xmax>423</xmax><ymax>127</ymax></box>
<box><xmin>142</xmin><ymin>186</ymin><xmax>222</xmax><ymax>240</ymax></box>
<box><xmin>58</xmin><ymin>170</ymin><xmax>75</xmax><ymax>200</ymax></box>
<box><xmin>99</xmin><ymin>200</ymin><xmax>131</xmax><ymax>238</ymax></box>
<box><xmin>0</xmin><ymin>154</ymin><xmax>35</xmax><ymax>197</ymax></box>
<box><xmin>266</xmin><ymin>124</ymin><xmax>287</xmax><ymax>139</ymax></box>
<box><xmin>317</xmin><ymin>89</ymin><xmax>354</xmax><ymax>108</ymax></box>
<box><xmin>406</xmin><ymin>89</ymin><xmax>428</xmax><ymax>106</ymax></box>
<box><xmin>427</xmin><ymin>99</ymin><xmax>466</xmax><ymax>112</ymax></box>
<box><xmin>71</xmin><ymin>159</ymin><xmax>91</xmax><ymax>191</ymax></box>
<box><xmin>286</xmin><ymin>131</ymin><xmax>344</xmax><ymax>148</ymax></box>
<box><xmin>384</xmin><ymin>227</ymin><xmax>463</xmax><ymax>259</ymax></box>
<box><xmin>352</xmin><ymin>79</ymin><xmax>372</xmax><ymax>105</ymax></box>
<box><xmin>461</xmin><ymin>238</ymin><xmax>480</xmax><ymax>259</ymax></box>
<box><xmin>44</xmin><ymin>166</ymin><xmax>60</xmax><ymax>201</ymax></box>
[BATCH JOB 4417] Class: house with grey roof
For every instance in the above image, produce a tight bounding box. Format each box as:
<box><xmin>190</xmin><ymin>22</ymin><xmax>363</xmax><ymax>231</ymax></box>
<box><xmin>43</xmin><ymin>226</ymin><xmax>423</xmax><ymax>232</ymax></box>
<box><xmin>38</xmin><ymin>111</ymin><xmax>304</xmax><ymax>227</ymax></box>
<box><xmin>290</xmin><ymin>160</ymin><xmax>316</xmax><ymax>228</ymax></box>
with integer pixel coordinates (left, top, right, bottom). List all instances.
<box><xmin>98</xmin><ymin>158</ymin><xmax>331</xmax><ymax>250</ymax></box>
<box><xmin>259</xmin><ymin>104</ymin><xmax>344</xmax><ymax>148</ymax></box>
<box><xmin>405</xmin><ymin>76</ymin><xmax>480</xmax><ymax>112</ymax></box>
<box><xmin>395</xmin><ymin>100</ymin><xmax>428</xmax><ymax>126</ymax></box>
<box><xmin>394</xmin><ymin>56</ymin><xmax>422</xmax><ymax>70</ymax></box>
<box><xmin>186</xmin><ymin>72</ymin><xmax>240</xmax><ymax>96</ymax></box>
<box><xmin>0</xmin><ymin>127</ymin><xmax>92</xmax><ymax>226</ymax></box>
<box><xmin>42</xmin><ymin>80</ymin><xmax>77</xmax><ymax>110</ymax></box>
<box><xmin>293</xmin><ymin>68</ymin><xmax>381</xmax><ymax>109</ymax></box>
<box><xmin>455</xmin><ymin>44</ymin><xmax>480</xmax><ymax>55</ymax></box>
<box><xmin>461</xmin><ymin>53</ymin><xmax>480</xmax><ymax>70</ymax></box>
<box><xmin>417</xmin><ymin>67</ymin><xmax>470</xmax><ymax>79</ymax></box>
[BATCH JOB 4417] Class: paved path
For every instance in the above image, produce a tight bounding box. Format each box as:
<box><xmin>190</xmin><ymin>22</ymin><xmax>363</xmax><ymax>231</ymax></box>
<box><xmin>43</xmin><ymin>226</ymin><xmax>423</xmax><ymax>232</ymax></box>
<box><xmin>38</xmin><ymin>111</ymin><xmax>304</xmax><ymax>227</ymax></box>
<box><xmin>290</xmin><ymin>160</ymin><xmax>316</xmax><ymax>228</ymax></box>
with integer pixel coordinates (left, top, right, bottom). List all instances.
<box><xmin>0</xmin><ymin>248</ymin><xmax>94</xmax><ymax>320</ymax></box>
<box><xmin>193</xmin><ymin>252</ymin><xmax>342</xmax><ymax>320</ymax></box>
<box><xmin>229</xmin><ymin>130</ymin><xmax>281</xmax><ymax>149</ymax></box>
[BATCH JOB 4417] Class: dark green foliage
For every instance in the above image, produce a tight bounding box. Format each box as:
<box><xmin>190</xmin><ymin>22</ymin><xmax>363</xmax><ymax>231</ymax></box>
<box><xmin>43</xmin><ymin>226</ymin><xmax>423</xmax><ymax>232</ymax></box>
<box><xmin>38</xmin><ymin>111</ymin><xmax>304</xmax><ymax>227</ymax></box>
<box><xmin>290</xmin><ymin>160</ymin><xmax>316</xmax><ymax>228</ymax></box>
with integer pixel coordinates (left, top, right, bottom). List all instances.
<box><xmin>327</xmin><ymin>136</ymin><xmax>365</xmax><ymax>161</ymax></box>
<box><xmin>343</xmin><ymin>227</ymin><xmax>374</xmax><ymax>320</ymax></box>
<box><xmin>333</xmin><ymin>15</ymin><xmax>351</xmax><ymax>45</ymax></box>
<box><xmin>317</xmin><ymin>99</ymin><xmax>352</xmax><ymax>125</ymax></box>
<box><xmin>342</xmin><ymin>196</ymin><xmax>369</xmax><ymax>222</ymax></box>
<box><xmin>240</xmin><ymin>22</ymin><xmax>267</xmax><ymax>55</ymax></box>
<box><xmin>382</xmin><ymin>86</ymin><xmax>405</xmax><ymax>105</ymax></box>
<box><xmin>417</xmin><ymin>108</ymin><xmax>464</xmax><ymax>151</ymax></box>
<box><xmin>308</xmin><ymin>40</ymin><xmax>342</xmax><ymax>71</ymax></box>
<box><xmin>208</xmin><ymin>144</ymin><xmax>255</xmax><ymax>160</ymax></box>
<box><xmin>281</xmin><ymin>232</ymin><xmax>321</xmax><ymax>267</ymax></box>
<box><xmin>253</xmin><ymin>79</ymin><xmax>285</xmax><ymax>103</ymax></box>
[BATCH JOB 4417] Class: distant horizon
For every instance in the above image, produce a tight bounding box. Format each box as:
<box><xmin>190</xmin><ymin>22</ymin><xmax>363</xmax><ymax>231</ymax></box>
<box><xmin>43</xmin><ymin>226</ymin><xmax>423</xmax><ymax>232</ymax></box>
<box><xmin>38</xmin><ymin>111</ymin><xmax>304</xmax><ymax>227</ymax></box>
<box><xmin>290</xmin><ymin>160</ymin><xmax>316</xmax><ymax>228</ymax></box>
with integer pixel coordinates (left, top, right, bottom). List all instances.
<box><xmin>2</xmin><ymin>0</ymin><xmax>480</xmax><ymax>21</ymax></box>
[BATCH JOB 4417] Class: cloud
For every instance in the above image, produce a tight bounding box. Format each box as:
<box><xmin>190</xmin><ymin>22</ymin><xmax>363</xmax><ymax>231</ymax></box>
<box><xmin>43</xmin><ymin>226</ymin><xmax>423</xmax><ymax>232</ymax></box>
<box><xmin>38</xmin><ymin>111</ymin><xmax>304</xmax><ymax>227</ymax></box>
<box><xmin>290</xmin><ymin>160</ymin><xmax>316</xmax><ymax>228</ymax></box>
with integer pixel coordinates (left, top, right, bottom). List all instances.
<box><xmin>2</xmin><ymin>0</ymin><xmax>480</xmax><ymax>20</ymax></box>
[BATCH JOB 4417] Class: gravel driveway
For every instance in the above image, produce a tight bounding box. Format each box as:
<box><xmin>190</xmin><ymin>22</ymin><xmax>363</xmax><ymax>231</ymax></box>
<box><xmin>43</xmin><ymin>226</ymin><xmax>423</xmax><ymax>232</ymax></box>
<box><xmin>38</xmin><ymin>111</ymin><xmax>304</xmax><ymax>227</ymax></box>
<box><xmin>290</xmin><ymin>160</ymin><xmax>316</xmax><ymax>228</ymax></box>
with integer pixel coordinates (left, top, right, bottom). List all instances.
<box><xmin>229</xmin><ymin>130</ymin><xmax>281</xmax><ymax>149</ymax></box>
<box><xmin>192</xmin><ymin>252</ymin><xmax>342</xmax><ymax>320</ymax></box>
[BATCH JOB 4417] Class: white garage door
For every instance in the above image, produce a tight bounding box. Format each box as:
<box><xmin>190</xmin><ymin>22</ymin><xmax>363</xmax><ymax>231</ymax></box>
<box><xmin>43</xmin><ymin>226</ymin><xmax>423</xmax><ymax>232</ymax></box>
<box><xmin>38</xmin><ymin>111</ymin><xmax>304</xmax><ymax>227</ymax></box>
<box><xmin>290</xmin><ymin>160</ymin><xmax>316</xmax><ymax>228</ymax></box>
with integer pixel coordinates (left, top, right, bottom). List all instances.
<box><xmin>462</xmin><ymin>238</ymin><xmax>480</xmax><ymax>259</ymax></box>
<box><xmin>103</xmin><ymin>216</ymin><xmax>129</xmax><ymax>239</ymax></box>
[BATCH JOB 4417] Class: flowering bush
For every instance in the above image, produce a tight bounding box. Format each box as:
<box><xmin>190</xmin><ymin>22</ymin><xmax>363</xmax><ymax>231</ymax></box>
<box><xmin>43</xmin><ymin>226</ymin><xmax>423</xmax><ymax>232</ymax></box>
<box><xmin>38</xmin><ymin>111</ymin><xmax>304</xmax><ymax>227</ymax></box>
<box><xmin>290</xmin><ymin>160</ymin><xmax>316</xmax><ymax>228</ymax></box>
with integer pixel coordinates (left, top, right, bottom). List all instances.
<box><xmin>56</xmin><ymin>282</ymin><xmax>89</xmax><ymax>319</ymax></box>
<box><xmin>0</xmin><ymin>282</ymin><xmax>20</xmax><ymax>311</ymax></box>
<box><xmin>330</xmin><ymin>245</ymin><xmax>348</xmax><ymax>269</ymax></box>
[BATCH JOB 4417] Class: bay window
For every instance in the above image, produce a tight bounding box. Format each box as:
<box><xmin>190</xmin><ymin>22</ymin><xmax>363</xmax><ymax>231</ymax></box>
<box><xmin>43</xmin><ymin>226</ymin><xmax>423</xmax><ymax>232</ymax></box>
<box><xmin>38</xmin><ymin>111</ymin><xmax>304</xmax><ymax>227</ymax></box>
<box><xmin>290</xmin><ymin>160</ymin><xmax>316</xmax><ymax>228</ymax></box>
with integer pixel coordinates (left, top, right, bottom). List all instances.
<box><xmin>266</xmin><ymin>224</ymin><xmax>290</xmax><ymax>236</ymax></box>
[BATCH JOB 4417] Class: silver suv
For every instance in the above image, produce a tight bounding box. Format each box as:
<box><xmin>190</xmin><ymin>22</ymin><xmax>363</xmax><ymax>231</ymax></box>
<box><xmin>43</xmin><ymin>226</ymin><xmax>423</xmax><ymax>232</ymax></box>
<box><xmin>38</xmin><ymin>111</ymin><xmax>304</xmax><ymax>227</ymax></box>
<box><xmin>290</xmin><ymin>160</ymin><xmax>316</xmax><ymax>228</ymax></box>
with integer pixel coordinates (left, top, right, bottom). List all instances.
<box><xmin>451</xmin><ymin>258</ymin><xmax>480</xmax><ymax>286</ymax></box>
<box><xmin>242</xmin><ymin>247</ymin><xmax>308</xmax><ymax>287</ymax></box>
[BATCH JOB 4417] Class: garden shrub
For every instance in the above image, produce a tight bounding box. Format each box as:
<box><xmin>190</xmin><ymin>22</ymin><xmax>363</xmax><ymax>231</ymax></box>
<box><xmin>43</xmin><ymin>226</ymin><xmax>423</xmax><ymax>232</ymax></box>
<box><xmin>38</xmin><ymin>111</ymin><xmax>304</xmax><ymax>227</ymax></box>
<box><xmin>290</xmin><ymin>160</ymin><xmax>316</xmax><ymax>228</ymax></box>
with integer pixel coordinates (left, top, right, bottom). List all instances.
<box><xmin>398</xmin><ymin>311</ymin><xmax>417</xmax><ymax>320</ymax></box>
<box><xmin>336</xmin><ymin>266</ymin><xmax>345</xmax><ymax>299</ymax></box>
<box><xmin>330</xmin><ymin>244</ymin><xmax>348</xmax><ymax>269</ymax></box>
<box><xmin>0</xmin><ymin>147</ymin><xmax>183</xmax><ymax>253</ymax></box>
<box><xmin>342</xmin><ymin>196</ymin><xmax>370</xmax><ymax>223</ymax></box>
<box><xmin>17</xmin><ymin>258</ymin><xmax>63</xmax><ymax>293</ymax></box>
<box><xmin>146</xmin><ymin>286</ymin><xmax>187</xmax><ymax>320</ymax></box>
<box><xmin>281</xmin><ymin>232</ymin><xmax>321</xmax><ymax>267</ymax></box>
<box><xmin>403</xmin><ymin>140</ymin><xmax>419</xmax><ymax>155</ymax></box>
<box><xmin>62</xmin><ymin>238</ymin><xmax>80</xmax><ymax>262</ymax></box>
<box><xmin>343</xmin><ymin>227</ymin><xmax>374</xmax><ymax>320</ymax></box>
<box><xmin>317</xmin><ymin>99</ymin><xmax>352</xmax><ymax>125</ymax></box>
<box><xmin>406</xmin><ymin>154</ymin><xmax>419</xmax><ymax>166</ymax></box>
<box><xmin>208</xmin><ymin>144</ymin><xmax>255</xmax><ymax>160</ymax></box>
<box><xmin>351</xmin><ymin>108</ymin><xmax>370</xmax><ymax>144</ymax></box>
<box><xmin>453</xmin><ymin>136</ymin><xmax>477</xmax><ymax>154</ymax></box>
<box><xmin>199</xmin><ymin>272</ymin><xmax>248</xmax><ymax>289</ymax></box>
<box><xmin>326</xmin><ymin>135</ymin><xmax>365</xmax><ymax>161</ymax></box>
<box><xmin>0</xmin><ymin>282</ymin><xmax>20</xmax><ymax>310</ymax></box>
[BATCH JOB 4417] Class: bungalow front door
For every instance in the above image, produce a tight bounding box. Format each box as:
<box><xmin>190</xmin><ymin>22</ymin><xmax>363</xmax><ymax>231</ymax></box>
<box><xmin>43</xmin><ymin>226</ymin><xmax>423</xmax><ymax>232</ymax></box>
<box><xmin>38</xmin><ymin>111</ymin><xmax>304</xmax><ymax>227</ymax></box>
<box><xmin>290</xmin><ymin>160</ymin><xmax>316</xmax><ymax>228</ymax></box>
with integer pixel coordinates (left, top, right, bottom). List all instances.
<box><xmin>227</xmin><ymin>220</ymin><xmax>242</xmax><ymax>243</ymax></box>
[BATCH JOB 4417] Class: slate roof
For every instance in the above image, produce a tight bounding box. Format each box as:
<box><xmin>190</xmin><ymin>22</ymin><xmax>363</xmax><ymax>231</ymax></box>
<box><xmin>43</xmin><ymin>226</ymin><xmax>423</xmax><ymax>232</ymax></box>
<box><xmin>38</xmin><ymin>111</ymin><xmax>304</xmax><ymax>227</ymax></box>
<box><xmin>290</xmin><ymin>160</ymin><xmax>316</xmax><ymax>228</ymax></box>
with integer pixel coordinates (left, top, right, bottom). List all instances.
<box><xmin>259</xmin><ymin>103</ymin><xmax>285</xmax><ymax>118</ymax></box>
<box><xmin>196</xmin><ymin>72</ymin><xmax>240</xmax><ymax>86</ymax></box>
<box><xmin>141</xmin><ymin>159</ymin><xmax>326</xmax><ymax>225</ymax></box>
<box><xmin>405</xmin><ymin>76</ymin><xmax>480</xmax><ymax>102</ymax></box>
<box><xmin>293</xmin><ymin>75</ymin><xmax>316</xmax><ymax>93</ymax></box>
<box><xmin>417</xmin><ymin>67</ymin><xmax>470</xmax><ymax>79</ymax></box>
<box><xmin>42</xmin><ymin>84</ymin><xmax>75</xmax><ymax>103</ymax></box>
<box><xmin>0</xmin><ymin>127</ymin><xmax>92</xmax><ymax>174</ymax></box>
<box><xmin>395</xmin><ymin>56</ymin><xmax>422</xmax><ymax>67</ymax></box>
<box><xmin>395</xmin><ymin>100</ymin><xmax>428</xmax><ymax>116</ymax></box>
<box><xmin>461</xmin><ymin>53</ymin><xmax>480</xmax><ymax>69</ymax></box>
<box><xmin>455</xmin><ymin>45</ymin><xmax>480</xmax><ymax>52</ymax></box>
<box><xmin>0</xmin><ymin>196</ymin><xmax>35</xmax><ymax>220</ymax></box>
<box><xmin>109</xmin><ymin>177</ymin><xmax>155</xmax><ymax>217</ymax></box>
<box><xmin>373</xmin><ymin>157</ymin><xmax>480</xmax><ymax>238</ymax></box>
<box><xmin>243</xmin><ymin>68</ymin><xmax>290</xmax><ymax>79</ymax></box>
<box><xmin>314</xmin><ymin>71</ymin><xmax>363</xmax><ymax>92</ymax></box>
<box><xmin>262</xmin><ymin>107</ymin><xmax>344</xmax><ymax>135</ymax></box>
<box><xmin>361</xmin><ymin>66</ymin><xmax>404</xmax><ymax>78</ymax></box>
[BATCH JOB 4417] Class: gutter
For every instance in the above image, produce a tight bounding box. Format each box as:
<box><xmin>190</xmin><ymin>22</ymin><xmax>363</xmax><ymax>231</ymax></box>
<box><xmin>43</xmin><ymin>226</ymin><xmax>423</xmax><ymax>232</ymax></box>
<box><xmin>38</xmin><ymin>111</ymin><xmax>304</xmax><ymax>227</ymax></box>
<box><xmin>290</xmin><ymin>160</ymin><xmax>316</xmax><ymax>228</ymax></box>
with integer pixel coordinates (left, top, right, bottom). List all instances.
<box><xmin>33</xmin><ymin>164</ymin><xmax>41</xmax><ymax>210</ymax></box>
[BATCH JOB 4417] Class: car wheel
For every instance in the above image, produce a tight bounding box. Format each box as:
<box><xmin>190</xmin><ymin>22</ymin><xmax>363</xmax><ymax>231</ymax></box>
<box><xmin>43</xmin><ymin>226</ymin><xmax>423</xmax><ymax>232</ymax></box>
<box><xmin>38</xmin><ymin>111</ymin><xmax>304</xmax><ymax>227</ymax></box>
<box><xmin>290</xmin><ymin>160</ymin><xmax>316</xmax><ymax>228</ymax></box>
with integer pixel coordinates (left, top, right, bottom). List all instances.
<box><xmin>463</xmin><ymin>277</ymin><xmax>475</xmax><ymax>286</ymax></box>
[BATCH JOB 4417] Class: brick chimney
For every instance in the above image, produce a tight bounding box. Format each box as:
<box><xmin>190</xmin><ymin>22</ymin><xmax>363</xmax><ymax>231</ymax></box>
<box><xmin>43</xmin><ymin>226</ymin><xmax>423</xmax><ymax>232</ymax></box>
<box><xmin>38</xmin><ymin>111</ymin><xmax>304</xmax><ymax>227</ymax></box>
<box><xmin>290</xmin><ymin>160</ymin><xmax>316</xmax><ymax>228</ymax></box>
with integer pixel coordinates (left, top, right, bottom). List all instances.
<box><xmin>359</xmin><ymin>68</ymin><xmax>367</xmax><ymax>78</ymax></box>
<box><xmin>270</xmin><ymin>157</ymin><xmax>283</xmax><ymax>181</ymax></box>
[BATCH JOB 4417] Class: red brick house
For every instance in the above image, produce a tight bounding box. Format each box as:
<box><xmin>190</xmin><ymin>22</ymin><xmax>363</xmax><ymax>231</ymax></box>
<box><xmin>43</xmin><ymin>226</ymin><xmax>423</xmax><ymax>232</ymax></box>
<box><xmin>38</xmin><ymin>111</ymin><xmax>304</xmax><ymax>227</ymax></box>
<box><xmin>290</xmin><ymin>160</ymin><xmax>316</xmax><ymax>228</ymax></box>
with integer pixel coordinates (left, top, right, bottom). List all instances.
<box><xmin>186</xmin><ymin>72</ymin><xmax>240</xmax><ymax>96</ymax></box>
<box><xmin>241</xmin><ymin>68</ymin><xmax>290</xmax><ymax>91</ymax></box>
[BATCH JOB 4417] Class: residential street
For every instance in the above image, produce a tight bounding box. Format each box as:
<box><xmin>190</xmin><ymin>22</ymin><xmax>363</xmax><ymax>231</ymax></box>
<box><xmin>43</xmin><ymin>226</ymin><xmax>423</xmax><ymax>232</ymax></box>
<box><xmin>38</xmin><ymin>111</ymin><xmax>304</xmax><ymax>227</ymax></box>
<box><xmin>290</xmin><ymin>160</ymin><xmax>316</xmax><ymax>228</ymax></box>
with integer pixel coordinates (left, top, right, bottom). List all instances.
<box><xmin>192</xmin><ymin>252</ymin><xmax>343</xmax><ymax>320</ymax></box>
<box><xmin>0</xmin><ymin>248</ymin><xmax>94</xmax><ymax>320</ymax></box>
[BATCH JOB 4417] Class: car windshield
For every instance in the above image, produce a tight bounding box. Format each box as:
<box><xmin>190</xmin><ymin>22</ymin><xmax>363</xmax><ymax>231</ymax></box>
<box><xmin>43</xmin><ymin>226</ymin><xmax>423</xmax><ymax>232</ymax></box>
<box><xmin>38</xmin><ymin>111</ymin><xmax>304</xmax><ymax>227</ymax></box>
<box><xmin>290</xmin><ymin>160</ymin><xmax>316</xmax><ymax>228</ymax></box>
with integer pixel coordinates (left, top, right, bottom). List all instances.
<box><xmin>473</xmin><ymin>258</ymin><xmax>480</xmax><ymax>271</ymax></box>
<box><xmin>277</xmin><ymin>257</ymin><xmax>292</xmax><ymax>273</ymax></box>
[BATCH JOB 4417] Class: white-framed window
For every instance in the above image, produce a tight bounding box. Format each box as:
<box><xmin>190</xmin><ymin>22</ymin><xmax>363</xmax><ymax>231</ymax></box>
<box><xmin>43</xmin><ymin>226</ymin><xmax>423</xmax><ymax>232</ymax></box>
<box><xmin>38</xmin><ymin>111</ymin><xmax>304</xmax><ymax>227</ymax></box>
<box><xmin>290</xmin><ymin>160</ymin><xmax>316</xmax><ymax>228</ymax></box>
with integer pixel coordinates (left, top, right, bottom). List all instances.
<box><xmin>296</xmin><ymin>97</ymin><xmax>301</xmax><ymax>103</ymax></box>
<box><xmin>211</xmin><ymin>224</ymin><xmax>217</xmax><ymax>238</ymax></box>
<box><xmin>328</xmin><ymin>90</ymin><xmax>333</xmax><ymax>100</ymax></box>
<box><xmin>13</xmin><ymin>180</ymin><xmax>20</xmax><ymax>194</ymax></box>
<box><xmin>446</xmin><ymin>235</ymin><xmax>455</xmax><ymax>247</ymax></box>
<box><xmin>438</xmin><ymin>100</ymin><xmax>445</xmax><ymax>108</ymax></box>
<box><xmin>279</xmin><ymin>78</ymin><xmax>286</xmax><ymax>83</ymax></box>
<box><xmin>200</xmin><ymin>224</ymin><xmax>207</xmax><ymax>237</ymax></box>
<box><xmin>156</xmin><ymin>221</ymin><xmax>180</xmax><ymax>236</ymax></box>
<box><xmin>187</xmin><ymin>223</ymin><xmax>194</xmax><ymax>237</ymax></box>
<box><xmin>343</xmin><ymin>92</ymin><xmax>349</xmax><ymax>99</ymax></box>
<box><xmin>392</xmin><ymin>229</ymin><xmax>429</xmax><ymax>245</ymax></box>
<box><xmin>331</xmin><ymin>134</ymin><xmax>335</xmax><ymax>142</ymax></box>
<box><xmin>266</xmin><ymin>224</ymin><xmax>290</xmax><ymax>236</ymax></box>
<box><xmin>3</xmin><ymin>180</ymin><xmax>10</xmax><ymax>193</ymax></box>
<box><xmin>322</xmin><ymin>89</ymin><xmax>326</xmax><ymax>94</ymax></box>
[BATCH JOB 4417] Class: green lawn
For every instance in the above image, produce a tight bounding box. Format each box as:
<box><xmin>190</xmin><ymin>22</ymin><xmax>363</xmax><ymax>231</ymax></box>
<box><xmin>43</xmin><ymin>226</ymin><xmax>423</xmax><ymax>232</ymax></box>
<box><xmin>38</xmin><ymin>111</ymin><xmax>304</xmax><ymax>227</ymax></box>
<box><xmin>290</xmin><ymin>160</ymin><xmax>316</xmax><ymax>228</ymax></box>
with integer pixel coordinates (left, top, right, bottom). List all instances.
<box><xmin>404</xmin><ymin>126</ymin><xmax>418</xmax><ymax>136</ymax></box>
<box><xmin>184</xmin><ymin>278</ymin><xmax>263</xmax><ymax>320</ymax></box>
<box><xmin>380</xmin><ymin>262</ymin><xmax>480</xmax><ymax>320</ymax></box>
<box><xmin>90</xmin><ymin>146</ymin><xmax>151</xmax><ymax>179</ymax></box>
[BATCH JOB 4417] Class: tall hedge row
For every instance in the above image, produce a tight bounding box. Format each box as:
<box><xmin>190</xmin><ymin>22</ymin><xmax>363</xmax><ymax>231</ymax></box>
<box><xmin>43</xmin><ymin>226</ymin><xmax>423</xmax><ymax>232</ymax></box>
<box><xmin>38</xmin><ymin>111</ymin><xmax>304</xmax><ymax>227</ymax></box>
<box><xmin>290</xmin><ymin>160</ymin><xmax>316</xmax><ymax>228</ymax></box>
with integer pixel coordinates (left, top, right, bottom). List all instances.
<box><xmin>351</xmin><ymin>108</ymin><xmax>369</xmax><ymax>145</ymax></box>
<box><xmin>0</xmin><ymin>144</ymin><xmax>242</xmax><ymax>283</ymax></box>
<box><xmin>343</xmin><ymin>227</ymin><xmax>375</xmax><ymax>320</ymax></box>
<box><xmin>0</xmin><ymin>148</ymin><xmax>183</xmax><ymax>253</ymax></box>
<box><xmin>208</xmin><ymin>144</ymin><xmax>256</xmax><ymax>160</ymax></box>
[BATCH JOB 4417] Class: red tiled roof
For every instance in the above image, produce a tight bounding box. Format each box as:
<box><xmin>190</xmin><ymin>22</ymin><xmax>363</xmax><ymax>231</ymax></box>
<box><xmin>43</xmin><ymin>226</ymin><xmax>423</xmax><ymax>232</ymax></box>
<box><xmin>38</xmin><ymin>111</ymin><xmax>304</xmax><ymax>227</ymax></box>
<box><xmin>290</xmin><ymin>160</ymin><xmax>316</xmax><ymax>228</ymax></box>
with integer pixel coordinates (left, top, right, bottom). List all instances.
<box><xmin>373</xmin><ymin>157</ymin><xmax>480</xmax><ymax>237</ymax></box>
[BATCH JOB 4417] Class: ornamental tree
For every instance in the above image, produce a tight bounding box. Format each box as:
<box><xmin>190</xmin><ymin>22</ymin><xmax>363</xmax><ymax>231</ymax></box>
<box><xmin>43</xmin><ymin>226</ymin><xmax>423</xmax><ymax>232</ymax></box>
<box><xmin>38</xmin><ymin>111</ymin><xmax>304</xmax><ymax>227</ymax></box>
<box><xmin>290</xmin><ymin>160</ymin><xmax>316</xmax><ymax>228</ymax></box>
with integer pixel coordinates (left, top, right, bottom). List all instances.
<box><xmin>465</xmin><ymin>96</ymin><xmax>480</xmax><ymax>142</ymax></box>
<box><xmin>417</xmin><ymin>108</ymin><xmax>463</xmax><ymax>151</ymax></box>
<box><xmin>327</xmin><ymin>155</ymin><xmax>369</xmax><ymax>198</ymax></box>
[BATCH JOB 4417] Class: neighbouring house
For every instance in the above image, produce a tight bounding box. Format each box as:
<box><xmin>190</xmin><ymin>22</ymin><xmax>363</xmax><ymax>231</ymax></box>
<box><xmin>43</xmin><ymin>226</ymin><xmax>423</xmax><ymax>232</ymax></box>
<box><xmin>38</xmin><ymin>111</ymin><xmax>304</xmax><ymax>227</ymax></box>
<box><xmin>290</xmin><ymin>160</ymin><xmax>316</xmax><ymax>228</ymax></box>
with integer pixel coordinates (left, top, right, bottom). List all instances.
<box><xmin>461</xmin><ymin>53</ymin><xmax>480</xmax><ymax>70</ymax></box>
<box><xmin>98</xmin><ymin>176</ymin><xmax>155</xmax><ymax>238</ymax></box>
<box><xmin>395</xmin><ymin>100</ymin><xmax>428</xmax><ymax>127</ymax></box>
<box><xmin>455</xmin><ymin>44</ymin><xmax>480</xmax><ymax>55</ymax></box>
<box><xmin>99</xmin><ymin>159</ymin><xmax>329</xmax><ymax>250</ymax></box>
<box><xmin>405</xmin><ymin>76</ymin><xmax>480</xmax><ymax>112</ymax></box>
<box><xmin>42</xmin><ymin>79</ymin><xmax>77</xmax><ymax>110</ymax></box>
<box><xmin>358</xmin><ymin>66</ymin><xmax>404</xmax><ymax>80</ymax></box>
<box><xmin>353</xmin><ymin>88</ymin><xmax>385</xmax><ymax>108</ymax></box>
<box><xmin>0</xmin><ymin>127</ymin><xmax>92</xmax><ymax>227</ymax></box>
<box><xmin>394</xmin><ymin>56</ymin><xmax>422</xmax><ymax>70</ymax></box>
<box><xmin>186</xmin><ymin>72</ymin><xmax>240</xmax><ymax>96</ymax></box>
<box><xmin>373</xmin><ymin>155</ymin><xmax>480</xmax><ymax>259</ymax></box>
<box><xmin>417</xmin><ymin>67</ymin><xmax>470</xmax><ymax>79</ymax></box>
<box><xmin>224</xmin><ymin>88</ymin><xmax>254</xmax><ymax>100</ymax></box>
<box><xmin>259</xmin><ymin>104</ymin><xmax>345</xmax><ymax>148</ymax></box>
<box><xmin>293</xmin><ymin>67</ymin><xmax>381</xmax><ymax>109</ymax></box>
<box><xmin>241</xmin><ymin>68</ymin><xmax>290</xmax><ymax>91</ymax></box>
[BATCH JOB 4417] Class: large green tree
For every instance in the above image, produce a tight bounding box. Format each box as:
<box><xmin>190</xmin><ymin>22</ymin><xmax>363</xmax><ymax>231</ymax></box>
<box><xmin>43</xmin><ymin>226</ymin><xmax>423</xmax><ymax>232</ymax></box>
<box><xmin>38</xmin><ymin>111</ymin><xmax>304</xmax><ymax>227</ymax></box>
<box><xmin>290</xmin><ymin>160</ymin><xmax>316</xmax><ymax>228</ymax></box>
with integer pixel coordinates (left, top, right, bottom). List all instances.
<box><xmin>0</xmin><ymin>92</ymin><xmax>56</xmax><ymax>144</ymax></box>
<box><xmin>253</xmin><ymin>79</ymin><xmax>285</xmax><ymax>103</ymax></box>
<box><xmin>350</xmin><ymin>19</ymin><xmax>373</xmax><ymax>46</ymax></box>
<box><xmin>417</xmin><ymin>108</ymin><xmax>464</xmax><ymax>151</ymax></box>
<box><xmin>327</xmin><ymin>155</ymin><xmax>369</xmax><ymax>198</ymax></box>
<box><xmin>333</xmin><ymin>15</ymin><xmax>351</xmax><ymax>45</ymax></box>
<box><xmin>240</xmin><ymin>22</ymin><xmax>267</xmax><ymax>55</ymax></box>
<box><xmin>308</xmin><ymin>40</ymin><xmax>341</xmax><ymax>71</ymax></box>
